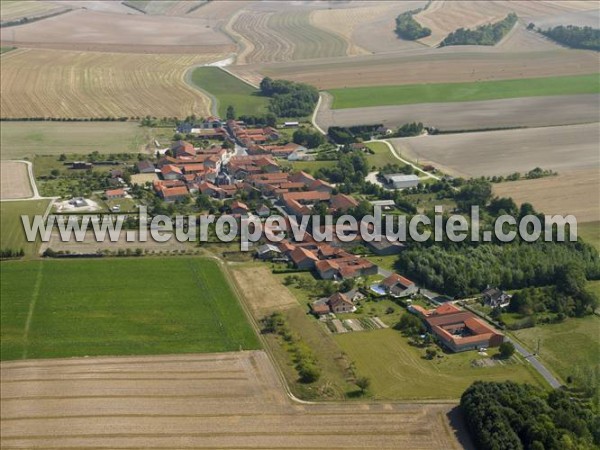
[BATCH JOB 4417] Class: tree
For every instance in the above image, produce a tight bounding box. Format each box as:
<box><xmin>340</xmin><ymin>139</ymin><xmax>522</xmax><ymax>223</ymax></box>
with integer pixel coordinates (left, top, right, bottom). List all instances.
<box><xmin>425</xmin><ymin>348</ymin><xmax>438</xmax><ymax>360</ymax></box>
<box><xmin>455</xmin><ymin>179</ymin><xmax>492</xmax><ymax>211</ymax></box>
<box><xmin>498</xmin><ymin>341</ymin><xmax>515</xmax><ymax>359</ymax></box>
<box><xmin>226</xmin><ymin>105</ymin><xmax>236</xmax><ymax>120</ymax></box>
<box><xmin>355</xmin><ymin>376</ymin><xmax>371</xmax><ymax>394</ymax></box>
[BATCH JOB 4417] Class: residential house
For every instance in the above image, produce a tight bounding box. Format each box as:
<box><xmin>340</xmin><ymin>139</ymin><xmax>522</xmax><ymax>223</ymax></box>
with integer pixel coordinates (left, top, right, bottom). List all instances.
<box><xmin>481</xmin><ymin>287</ymin><xmax>512</xmax><ymax>308</ymax></box>
<box><xmin>231</xmin><ymin>200</ymin><xmax>249</xmax><ymax>215</ymax></box>
<box><xmin>159</xmin><ymin>185</ymin><xmax>189</xmax><ymax>202</ymax></box>
<box><xmin>289</xmin><ymin>247</ymin><xmax>318</xmax><ymax>270</ymax></box>
<box><xmin>330</xmin><ymin>194</ymin><xmax>359</xmax><ymax>212</ymax></box>
<box><xmin>379</xmin><ymin>273</ymin><xmax>417</xmax><ymax>298</ymax></box>
<box><xmin>172</xmin><ymin>140</ymin><xmax>196</xmax><ymax>158</ymax></box>
<box><xmin>137</xmin><ymin>160</ymin><xmax>156</xmax><ymax>174</ymax></box>
<box><xmin>105</xmin><ymin>188</ymin><xmax>125</xmax><ymax>200</ymax></box>
<box><xmin>256</xmin><ymin>204</ymin><xmax>271</xmax><ymax>217</ymax></box>
<box><xmin>161</xmin><ymin>164</ymin><xmax>183</xmax><ymax>180</ymax></box>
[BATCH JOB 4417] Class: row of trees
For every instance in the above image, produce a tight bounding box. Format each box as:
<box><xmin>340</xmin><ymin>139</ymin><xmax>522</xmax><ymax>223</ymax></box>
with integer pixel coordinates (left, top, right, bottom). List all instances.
<box><xmin>394</xmin><ymin>8</ymin><xmax>432</xmax><ymax>40</ymax></box>
<box><xmin>539</xmin><ymin>24</ymin><xmax>600</xmax><ymax>51</ymax></box>
<box><xmin>259</xmin><ymin>77</ymin><xmax>319</xmax><ymax>118</ymax></box>
<box><xmin>461</xmin><ymin>381</ymin><xmax>600</xmax><ymax>450</ymax></box>
<box><xmin>0</xmin><ymin>248</ymin><xmax>25</xmax><ymax>259</ymax></box>
<box><xmin>440</xmin><ymin>13</ymin><xmax>518</xmax><ymax>46</ymax></box>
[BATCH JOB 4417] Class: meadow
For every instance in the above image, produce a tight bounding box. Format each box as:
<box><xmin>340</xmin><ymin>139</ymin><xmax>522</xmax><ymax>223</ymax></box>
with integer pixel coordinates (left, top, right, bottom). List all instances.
<box><xmin>511</xmin><ymin>316</ymin><xmax>600</xmax><ymax>384</ymax></box>
<box><xmin>335</xmin><ymin>328</ymin><xmax>546</xmax><ymax>400</ymax></box>
<box><xmin>329</xmin><ymin>74</ymin><xmax>600</xmax><ymax>109</ymax></box>
<box><xmin>0</xmin><ymin>200</ymin><xmax>50</xmax><ymax>257</ymax></box>
<box><xmin>0</xmin><ymin>122</ymin><xmax>151</xmax><ymax>159</ymax></box>
<box><xmin>0</xmin><ymin>257</ymin><xmax>260</xmax><ymax>361</ymax></box>
<box><xmin>579</xmin><ymin>221</ymin><xmax>600</xmax><ymax>251</ymax></box>
<box><xmin>191</xmin><ymin>67</ymin><xmax>269</xmax><ymax>118</ymax></box>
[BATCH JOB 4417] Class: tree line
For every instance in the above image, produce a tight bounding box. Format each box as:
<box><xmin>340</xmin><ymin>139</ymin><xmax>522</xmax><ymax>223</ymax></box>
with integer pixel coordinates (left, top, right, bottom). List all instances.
<box><xmin>440</xmin><ymin>13</ymin><xmax>518</xmax><ymax>46</ymax></box>
<box><xmin>538</xmin><ymin>25</ymin><xmax>600</xmax><ymax>51</ymax></box>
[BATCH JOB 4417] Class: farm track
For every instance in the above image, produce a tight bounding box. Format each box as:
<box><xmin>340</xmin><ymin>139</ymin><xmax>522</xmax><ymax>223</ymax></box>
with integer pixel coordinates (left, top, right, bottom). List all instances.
<box><xmin>0</xmin><ymin>352</ymin><xmax>469</xmax><ymax>449</ymax></box>
<box><xmin>0</xmin><ymin>49</ymin><xmax>222</xmax><ymax>119</ymax></box>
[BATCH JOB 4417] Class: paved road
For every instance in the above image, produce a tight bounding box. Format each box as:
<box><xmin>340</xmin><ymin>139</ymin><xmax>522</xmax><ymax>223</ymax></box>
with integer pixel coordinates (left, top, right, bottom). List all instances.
<box><xmin>507</xmin><ymin>338</ymin><xmax>562</xmax><ymax>389</ymax></box>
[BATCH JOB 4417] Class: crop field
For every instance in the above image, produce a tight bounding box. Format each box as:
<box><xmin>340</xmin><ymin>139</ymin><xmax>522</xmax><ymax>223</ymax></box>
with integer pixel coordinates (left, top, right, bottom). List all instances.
<box><xmin>0</xmin><ymin>258</ymin><xmax>260</xmax><ymax>361</ymax></box>
<box><xmin>0</xmin><ymin>161</ymin><xmax>31</xmax><ymax>199</ymax></box>
<box><xmin>0</xmin><ymin>122</ymin><xmax>152</xmax><ymax>159</ymax></box>
<box><xmin>0</xmin><ymin>351</ymin><xmax>468</xmax><ymax>449</ymax></box>
<box><xmin>335</xmin><ymin>328</ymin><xmax>544</xmax><ymax>400</ymax></box>
<box><xmin>0</xmin><ymin>200</ymin><xmax>50</xmax><ymax>257</ymax></box>
<box><xmin>122</xmin><ymin>0</ymin><xmax>206</xmax><ymax>16</ymax></box>
<box><xmin>390</xmin><ymin>123</ymin><xmax>600</xmax><ymax>178</ymax></box>
<box><xmin>316</xmin><ymin>92</ymin><xmax>600</xmax><ymax>132</ymax></box>
<box><xmin>512</xmin><ymin>316</ymin><xmax>600</xmax><ymax>384</ymax></box>
<box><xmin>0</xmin><ymin>49</ymin><xmax>222</xmax><ymax>119</ymax></box>
<box><xmin>250</xmin><ymin>49</ymin><xmax>599</xmax><ymax>90</ymax></box>
<box><xmin>0</xmin><ymin>8</ymin><xmax>234</xmax><ymax>54</ymax></box>
<box><xmin>328</xmin><ymin>74</ymin><xmax>600</xmax><ymax>109</ymax></box>
<box><xmin>191</xmin><ymin>67</ymin><xmax>269</xmax><ymax>118</ymax></box>
<box><xmin>231</xmin><ymin>10</ymin><xmax>348</xmax><ymax>64</ymax></box>
<box><xmin>493</xmin><ymin>168</ymin><xmax>600</xmax><ymax>223</ymax></box>
<box><xmin>0</xmin><ymin>0</ymin><xmax>66</xmax><ymax>21</ymax></box>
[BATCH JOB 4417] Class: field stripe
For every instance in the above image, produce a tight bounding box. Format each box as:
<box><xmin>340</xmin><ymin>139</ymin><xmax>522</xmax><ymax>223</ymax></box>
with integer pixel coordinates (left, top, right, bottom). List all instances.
<box><xmin>21</xmin><ymin>261</ymin><xmax>44</xmax><ymax>359</ymax></box>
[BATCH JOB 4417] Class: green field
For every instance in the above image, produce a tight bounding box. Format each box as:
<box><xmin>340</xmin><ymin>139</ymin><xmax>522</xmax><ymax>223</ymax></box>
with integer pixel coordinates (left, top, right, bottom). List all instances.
<box><xmin>365</xmin><ymin>142</ymin><xmax>405</xmax><ymax>169</ymax></box>
<box><xmin>0</xmin><ymin>200</ymin><xmax>50</xmax><ymax>257</ymax></box>
<box><xmin>329</xmin><ymin>74</ymin><xmax>600</xmax><ymax>109</ymax></box>
<box><xmin>579</xmin><ymin>221</ymin><xmax>600</xmax><ymax>251</ymax></box>
<box><xmin>335</xmin><ymin>328</ymin><xmax>545</xmax><ymax>399</ymax></box>
<box><xmin>0</xmin><ymin>122</ymin><xmax>152</xmax><ymax>159</ymax></box>
<box><xmin>0</xmin><ymin>257</ymin><xmax>260</xmax><ymax>361</ymax></box>
<box><xmin>0</xmin><ymin>46</ymin><xmax>15</xmax><ymax>54</ymax></box>
<box><xmin>191</xmin><ymin>67</ymin><xmax>269</xmax><ymax>118</ymax></box>
<box><xmin>511</xmin><ymin>316</ymin><xmax>600</xmax><ymax>384</ymax></box>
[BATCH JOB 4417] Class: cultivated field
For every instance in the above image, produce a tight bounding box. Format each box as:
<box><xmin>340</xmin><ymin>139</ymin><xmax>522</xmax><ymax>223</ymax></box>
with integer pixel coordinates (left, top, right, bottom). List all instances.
<box><xmin>0</xmin><ymin>161</ymin><xmax>31</xmax><ymax>199</ymax></box>
<box><xmin>191</xmin><ymin>67</ymin><xmax>269</xmax><ymax>118</ymax></box>
<box><xmin>0</xmin><ymin>200</ymin><xmax>50</xmax><ymax>257</ymax></box>
<box><xmin>0</xmin><ymin>122</ymin><xmax>152</xmax><ymax>159</ymax></box>
<box><xmin>512</xmin><ymin>316</ymin><xmax>600</xmax><ymax>384</ymax></box>
<box><xmin>122</xmin><ymin>0</ymin><xmax>206</xmax><ymax>16</ymax></box>
<box><xmin>230</xmin><ymin>9</ymin><xmax>348</xmax><ymax>64</ymax></box>
<box><xmin>0</xmin><ymin>8</ymin><xmax>234</xmax><ymax>54</ymax></box>
<box><xmin>493</xmin><ymin>168</ymin><xmax>600</xmax><ymax>223</ymax></box>
<box><xmin>249</xmin><ymin>49</ymin><xmax>599</xmax><ymax>89</ymax></box>
<box><xmin>1</xmin><ymin>49</ymin><xmax>221</xmax><ymax>119</ymax></box>
<box><xmin>0</xmin><ymin>258</ymin><xmax>260</xmax><ymax>361</ymax></box>
<box><xmin>0</xmin><ymin>0</ymin><xmax>68</xmax><ymax>21</ymax></box>
<box><xmin>0</xmin><ymin>351</ymin><xmax>469</xmax><ymax>449</ymax></box>
<box><xmin>317</xmin><ymin>93</ymin><xmax>600</xmax><ymax>132</ymax></box>
<box><xmin>328</xmin><ymin>74</ymin><xmax>599</xmax><ymax>109</ymax></box>
<box><xmin>390</xmin><ymin>123</ymin><xmax>600</xmax><ymax>177</ymax></box>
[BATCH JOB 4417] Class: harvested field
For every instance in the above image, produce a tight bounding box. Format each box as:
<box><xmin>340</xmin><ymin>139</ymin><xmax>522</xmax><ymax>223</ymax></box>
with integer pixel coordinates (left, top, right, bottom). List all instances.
<box><xmin>0</xmin><ymin>8</ymin><xmax>235</xmax><ymax>54</ymax></box>
<box><xmin>390</xmin><ymin>123</ymin><xmax>600</xmax><ymax>178</ymax></box>
<box><xmin>249</xmin><ymin>49</ymin><xmax>599</xmax><ymax>89</ymax></box>
<box><xmin>1</xmin><ymin>49</ymin><xmax>222</xmax><ymax>119</ymax></box>
<box><xmin>317</xmin><ymin>93</ymin><xmax>600</xmax><ymax>132</ymax></box>
<box><xmin>0</xmin><ymin>351</ymin><xmax>469</xmax><ymax>449</ymax></box>
<box><xmin>493</xmin><ymin>168</ymin><xmax>600</xmax><ymax>223</ymax></box>
<box><xmin>0</xmin><ymin>0</ymin><xmax>67</xmax><ymax>22</ymax></box>
<box><xmin>0</xmin><ymin>161</ymin><xmax>32</xmax><ymax>199</ymax></box>
<box><xmin>231</xmin><ymin>266</ymin><xmax>298</xmax><ymax>316</ymax></box>
<box><xmin>0</xmin><ymin>122</ymin><xmax>152</xmax><ymax>159</ymax></box>
<box><xmin>230</xmin><ymin>9</ymin><xmax>348</xmax><ymax>64</ymax></box>
<box><xmin>122</xmin><ymin>0</ymin><xmax>205</xmax><ymax>16</ymax></box>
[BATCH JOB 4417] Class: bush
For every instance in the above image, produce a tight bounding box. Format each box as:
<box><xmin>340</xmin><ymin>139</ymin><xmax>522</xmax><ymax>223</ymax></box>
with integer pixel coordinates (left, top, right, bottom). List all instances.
<box><xmin>498</xmin><ymin>341</ymin><xmax>515</xmax><ymax>359</ymax></box>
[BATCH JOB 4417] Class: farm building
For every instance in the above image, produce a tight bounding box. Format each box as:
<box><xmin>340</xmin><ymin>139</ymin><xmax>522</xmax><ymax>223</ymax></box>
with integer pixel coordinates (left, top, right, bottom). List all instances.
<box><xmin>367</xmin><ymin>238</ymin><xmax>405</xmax><ymax>255</ymax></box>
<box><xmin>256</xmin><ymin>244</ymin><xmax>281</xmax><ymax>260</ymax></box>
<box><xmin>383</xmin><ymin>174</ymin><xmax>419</xmax><ymax>189</ymax></box>
<box><xmin>105</xmin><ymin>188</ymin><xmax>125</xmax><ymax>200</ymax></box>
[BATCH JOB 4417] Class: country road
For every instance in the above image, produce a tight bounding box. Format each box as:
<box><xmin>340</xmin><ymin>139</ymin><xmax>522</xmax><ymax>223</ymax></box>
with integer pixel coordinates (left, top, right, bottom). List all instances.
<box><xmin>507</xmin><ymin>338</ymin><xmax>562</xmax><ymax>389</ymax></box>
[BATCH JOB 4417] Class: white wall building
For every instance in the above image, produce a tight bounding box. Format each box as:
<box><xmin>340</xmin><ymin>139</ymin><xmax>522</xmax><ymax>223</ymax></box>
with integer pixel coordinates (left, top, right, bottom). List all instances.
<box><xmin>383</xmin><ymin>174</ymin><xmax>420</xmax><ymax>189</ymax></box>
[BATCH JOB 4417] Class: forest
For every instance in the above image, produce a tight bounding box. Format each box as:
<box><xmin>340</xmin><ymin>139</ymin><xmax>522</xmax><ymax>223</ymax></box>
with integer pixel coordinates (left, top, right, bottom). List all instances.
<box><xmin>461</xmin><ymin>381</ymin><xmax>600</xmax><ymax>450</ymax></box>
<box><xmin>259</xmin><ymin>77</ymin><xmax>319</xmax><ymax>118</ymax></box>
<box><xmin>539</xmin><ymin>25</ymin><xmax>600</xmax><ymax>51</ymax></box>
<box><xmin>440</xmin><ymin>13</ymin><xmax>518</xmax><ymax>46</ymax></box>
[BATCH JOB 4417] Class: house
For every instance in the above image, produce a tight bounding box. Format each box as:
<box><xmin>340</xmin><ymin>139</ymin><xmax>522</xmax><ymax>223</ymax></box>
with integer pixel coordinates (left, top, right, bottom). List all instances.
<box><xmin>315</xmin><ymin>256</ymin><xmax>377</xmax><ymax>280</ymax></box>
<box><xmin>289</xmin><ymin>247</ymin><xmax>318</xmax><ymax>270</ymax></box>
<box><xmin>161</xmin><ymin>164</ymin><xmax>183</xmax><ymax>180</ymax></box>
<box><xmin>160</xmin><ymin>185</ymin><xmax>189</xmax><ymax>202</ymax></box>
<box><xmin>349</xmin><ymin>142</ymin><xmax>367</xmax><ymax>151</ymax></box>
<box><xmin>283</xmin><ymin>121</ymin><xmax>299</xmax><ymax>128</ymax></box>
<box><xmin>422</xmin><ymin>304</ymin><xmax>504</xmax><ymax>352</ymax></box>
<box><xmin>256</xmin><ymin>244</ymin><xmax>281</xmax><ymax>260</ymax></box>
<box><xmin>481</xmin><ymin>287</ymin><xmax>512</xmax><ymax>308</ymax></box>
<box><xmin>256</xmin><ymin>204</ymin><xmax>271</xmax><ymax>217</ymax></box>
<box><xmin>105</xmin><ymin>188</ymin><xmax>125</xmax><ymax>199</ymax></box>
<box><xmin>231</xmin><ymin>200</ymin><xmax>249</xmax><ymax>215</ymax></box>
<box><xmin>379</xmin><ymin>273</ymin><xmax>417</xmax><ymax>298</ymax></box>
<box><xmin>367</xmin><ymin>239</ymin><xmax>406</xmax><ymax>255</ymax></box>
<box><xmin>172</xmin><ymin>140</ymin><xmax>196</xmax><ymax>158</ymax></box>
<box><xmin>137</xmin><ymin>160</ymin><xmax>156</xmax><ymax>174</ymax></box>
<box><xmin>383</xmin><ymin>174</ymin><xmax>419</xmax><ymax>189</ymax></box>
<box><xmin>198</xmin><ymin>181</ymin><xmax>222</xmax><ymax>198</ymax></box>
<box><xmin>330</xmin><ymin>194</ymin><xmax>359</xmax><ymax>212</ymax></box>
<box><xmin>310</xmin><ymin>302</ymin><xmax>331</xmax><ymax>316</ymax></box>
<box><xmin>328</xmin><ymin>292</ymin><xmax>356</xmax><ymax>313</ymax></box>
<box><xmin>69</xmin><ymin>197</ymin><xmax>88</xmax><ymax>208</ymax></box>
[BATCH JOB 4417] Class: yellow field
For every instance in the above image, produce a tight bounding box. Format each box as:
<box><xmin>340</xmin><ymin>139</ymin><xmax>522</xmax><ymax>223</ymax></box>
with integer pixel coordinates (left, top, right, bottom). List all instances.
<box><xmin>0</xmin><ymin>0</ymin><xmax>64</xmax><ymax>21</ymax></box>
<box><xmin>0</xmin><ymin>48</ymin><xmax>221</xmax><ymax>119</ymax></box>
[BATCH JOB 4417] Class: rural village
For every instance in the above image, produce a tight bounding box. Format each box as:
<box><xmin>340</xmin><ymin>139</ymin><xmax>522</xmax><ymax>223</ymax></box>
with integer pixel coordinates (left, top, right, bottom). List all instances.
<box><xmin>0</xmin><ymin>1</ymin><xmax>599</xmax><ymax>449</ymax></box>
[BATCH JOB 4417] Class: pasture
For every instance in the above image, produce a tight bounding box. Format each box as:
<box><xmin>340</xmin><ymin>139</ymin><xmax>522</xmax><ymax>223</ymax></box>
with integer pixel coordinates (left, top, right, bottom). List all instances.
<box><xmin>0</xmin><ymin>352</ymin><xmax>466</xmax><ymax>449</ymax></box>
<box><xmin>0</xmin><ymin>122</ymin><xmax>151</xmax><ymax>159</ymax></box>
<box><xmin>511</xmin><ymin>316</ymin><xmax>600</xmax><ymax>384</ymax></box>
<box><xmin>329</xmin><ymin>74</ymin><xmax>600</xmax><ymax>109</ymax></box>
<box><xmin>191</xmin><ymin>67</ymin><xmax>269</xmax><ymax>118</ymax></box>
<box><xmin>335</xmin><ymin>328</ymin><xmax>545</xmax><ymax>400</ymax></box>
<box><xmin>0</xmin><ymin>258</ymin><xmax>260</xmax><ymax>361</ymax></box>
<box><xmin>1</xmin><ymin>49</ymin><xmax>221</xmax><ymax>119</ymax></box>
<box><xmin>0</xmin><ymin>200</ymin><xmax>50</xmax><ymax>257</ymax></box>
<box><xmin>0</xmin><ymin>161</ymin><xmax>31</xmax><ymax>199</ymax></box>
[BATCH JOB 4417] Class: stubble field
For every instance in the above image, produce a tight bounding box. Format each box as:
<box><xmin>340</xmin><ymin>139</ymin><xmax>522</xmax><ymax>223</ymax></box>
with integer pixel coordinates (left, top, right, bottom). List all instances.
<box><xmin>0</xmin><ymin>351</ymin><xmax>469</xmax><ymax>449</ymax></box>
<box><xmin>0</xmin><ymin>161</ymin><xmax>32</xmax><ymax>199</ymax></box>
<box><xmin>0</xmin><ymin>48</ymin><xmax>221</xmax><ymax>119</ymax></box>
